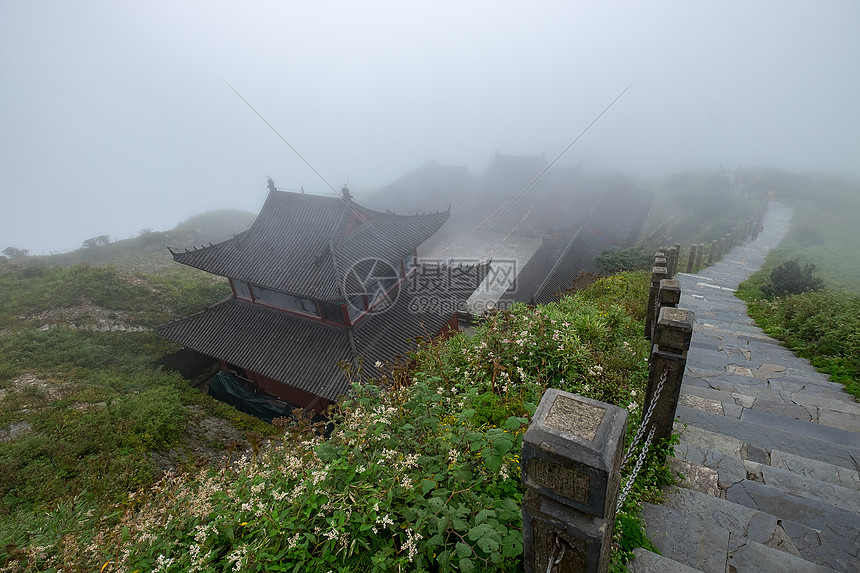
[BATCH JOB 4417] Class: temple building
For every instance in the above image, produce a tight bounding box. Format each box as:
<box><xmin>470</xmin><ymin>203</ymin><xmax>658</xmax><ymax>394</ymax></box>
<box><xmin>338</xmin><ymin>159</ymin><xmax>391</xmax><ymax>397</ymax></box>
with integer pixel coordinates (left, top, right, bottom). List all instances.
<box><xmin>498</xmin><ymin>174</ymin><xmax>654</xmax><ymax>306</ymax></box>
<box><xmin>157</xmin><ymin>183</ymin><xmax>487</xmax><ymax>412</ymax></box>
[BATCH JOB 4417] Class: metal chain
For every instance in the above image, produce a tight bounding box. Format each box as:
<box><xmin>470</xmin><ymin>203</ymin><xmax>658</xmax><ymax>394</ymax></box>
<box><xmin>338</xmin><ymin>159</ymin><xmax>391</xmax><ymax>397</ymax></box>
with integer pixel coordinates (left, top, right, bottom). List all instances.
<box><xmin>650</xmin><ymin>288</ymin><xmax>660</xmax><ymax>339</ymax></box>
<box><xmin>621</xmin><ymin>365</ymin><xmax>668</xmax><ymax>467</ymax></box>
<box><xmin>545</xmin><ymin>533</ymin><xmax>569</xmax><ymax>573</ymax></box>
<box><xmin>616</xmin><ymin>426</ymin><xmax>655</xmax><ymax>512</ymax></box>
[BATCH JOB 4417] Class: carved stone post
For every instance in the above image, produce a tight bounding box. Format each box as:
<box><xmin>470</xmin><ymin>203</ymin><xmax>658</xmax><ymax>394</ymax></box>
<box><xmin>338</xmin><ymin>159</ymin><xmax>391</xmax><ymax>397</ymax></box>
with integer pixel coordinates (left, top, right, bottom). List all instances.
<box><xmin>707</xmin><ymin>240</ymin><xmax>717</xmax><ymax>265</ymax></box>
<box><xmin>664</xmin><ymin>248</ymin><xmax>675</xmax><ymax>279</ymax></box>
<box><xmin>694</xmin><ymin>243</ymin><xmax>705</xmax><ymax>270</ymax></box>
<box><xmin>649</xmin><ymin>279</ymin><xmax>680</xmax><ymax>340</ymax></box>
<box><xmin>685</xmin><ymin>245</ymin><xmax>696</xmax><ymax>273</ymax></box>
<box><xmin>718</xmin><ymin>237</ymin><xmax>727</xmax><ymax>259</ymax></box>
<box><xmin>643</xmin><ymin>307</ymin><xmax>694</xmax><ymax>444</ymax></box>
<box><xmin>658</xmin><ymin>279</ymin><xmax>681</xmax><ymax>311</ymax></box>
<box><xmin>672</xmin><ymin>244</ymin><xmax>681</xmax><ymax>277</ymax></box>
<box><xmin>521</xmin><ymin>389</ymin><xmax>629</xmax><ymax>573</ymax></box>
<box><xmin>644</xmin><ymin>266</ymin><xmax>667</xmax><ymax>340</ymax></box>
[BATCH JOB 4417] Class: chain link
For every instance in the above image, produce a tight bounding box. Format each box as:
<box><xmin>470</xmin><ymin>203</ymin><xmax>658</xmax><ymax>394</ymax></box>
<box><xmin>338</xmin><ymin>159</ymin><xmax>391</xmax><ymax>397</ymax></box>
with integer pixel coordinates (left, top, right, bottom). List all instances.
<box><xmin>616</xmin><ymin>426</ymin><xmax>655</xmax><ymax>512</ymax></box>
<box><xmin>650</xmin><ymin>288</ymin><xmax>660</xmax><ymax>339</ymax></box>
<box><xmin>545</xmin><ymin>533</ymin><xmax>570</xmax><ymax>573</ymax></box>
<box><xmin>620</xmin><ymin>365</ymin><xmax>668</xmax><ymax>467</ymax></box>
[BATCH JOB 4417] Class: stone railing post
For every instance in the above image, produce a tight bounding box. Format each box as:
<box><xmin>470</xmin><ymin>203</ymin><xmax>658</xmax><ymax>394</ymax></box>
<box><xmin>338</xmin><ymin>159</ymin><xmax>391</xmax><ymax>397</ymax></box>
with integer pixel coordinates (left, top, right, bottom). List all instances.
<box><xmin>671</xmin><ymin>246</ymin><xmax>679</xmax><ymax>278</ymax></box>
<box><xmin>718</xmin><ymin>236</ymin><xmax>727</xmax><ymax>259</ymax></box>
<box><xmin>707</xmin><ymin>240</ymin><xmax>717</xmax><ymax>265</ymax></box>
<box><xmin>684</xmin><ymin>245</ymin><xmax>696</xmax><ymax>273</ymax></box>
<box><xmin>663</xmin><ymin>247</ymin><xmax>675</xmax><ymax>279</ymax></box>
<box><xmin>648</xmin><ymin>278</ymin><xmax>680</xmax><ymax>341</ymax></box>
<box><xmin>672</xmin><ymin>243</ymin><xmax>680</xmax><ymax>277</ymax></box>
<box><xmin>521</xmin><ymin>389</ymin><xmax>628</xmax><ymax>573</ymax></box>
<box><xmin>658</xmin><ymin>279</ymin><xmax>680</xmax><ymax>312</ymax></box>
<box><xmin>654</xmin><ymin>254</ymin><xmax>667</xmax><ymax>277</ymax></box>
<box><xmin>644</xmin><ymin>266</ymin><xmax>667</xmax><ymax>340</ymax></box>
<box><xmin>694</xmin><ymin>243</ymin><xmax>705</xmax><ymax>270</ymax></box>
<box><xmin>642</xmin><ymin>307</ymin><xmax>694</xmax><ymax>444</ymax></box>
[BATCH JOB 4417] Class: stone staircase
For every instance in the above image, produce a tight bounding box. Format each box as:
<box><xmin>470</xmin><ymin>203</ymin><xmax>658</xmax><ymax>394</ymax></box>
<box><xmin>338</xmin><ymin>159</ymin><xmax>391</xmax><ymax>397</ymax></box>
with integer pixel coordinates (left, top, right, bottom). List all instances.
<box><xmin>629</xmin><ymin>202</ymin><xmax>860</xmax><ymax>573</ymax></box>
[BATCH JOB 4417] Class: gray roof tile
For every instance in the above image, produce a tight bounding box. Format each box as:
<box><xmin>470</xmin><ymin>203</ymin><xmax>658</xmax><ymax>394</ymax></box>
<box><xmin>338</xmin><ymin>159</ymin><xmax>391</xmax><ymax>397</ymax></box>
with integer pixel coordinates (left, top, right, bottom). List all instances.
<box><xmin>171</xmin><ymin>190</ymin><xmax>449</xmax><ymax>300</ymax></box>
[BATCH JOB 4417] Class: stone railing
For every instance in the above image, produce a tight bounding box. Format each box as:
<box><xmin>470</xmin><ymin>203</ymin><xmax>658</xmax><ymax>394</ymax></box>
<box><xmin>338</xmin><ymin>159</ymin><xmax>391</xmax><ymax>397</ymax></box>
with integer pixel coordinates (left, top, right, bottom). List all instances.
<box><xmin>521</xmin><ymin>250</ymin><xmax>694</xmax><ymax>572</ymax></box>
<box><xmin>660</xmin><ymin>216</ymin><xmax>757</xmax><ymax>276</ymax></box>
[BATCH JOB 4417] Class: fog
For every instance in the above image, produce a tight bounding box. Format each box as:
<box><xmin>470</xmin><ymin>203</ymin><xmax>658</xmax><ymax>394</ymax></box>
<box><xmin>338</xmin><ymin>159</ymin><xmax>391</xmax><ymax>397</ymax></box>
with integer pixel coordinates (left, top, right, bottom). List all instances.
<box><xmin>2</xmin><ymin>1</ymin><xmax>858</xmax><ymax>255</ymax></box>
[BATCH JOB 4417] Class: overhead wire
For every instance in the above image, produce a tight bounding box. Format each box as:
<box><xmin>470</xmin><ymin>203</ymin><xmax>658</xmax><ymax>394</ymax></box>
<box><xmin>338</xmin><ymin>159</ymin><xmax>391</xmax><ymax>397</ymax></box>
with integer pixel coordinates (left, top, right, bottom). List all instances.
<box><xmin>221</xmin><ymin>78</ymin><xmax>438</xmax><ymax>258</ymax></box>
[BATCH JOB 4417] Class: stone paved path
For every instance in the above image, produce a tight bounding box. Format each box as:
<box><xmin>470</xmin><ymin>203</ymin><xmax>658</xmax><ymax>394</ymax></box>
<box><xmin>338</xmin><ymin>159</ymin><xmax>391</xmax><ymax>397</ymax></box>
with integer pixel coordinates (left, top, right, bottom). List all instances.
<box><xmin>629</xmin><ymin>202</ymin><xmax>860</xmax><ymax>573</ymax></box>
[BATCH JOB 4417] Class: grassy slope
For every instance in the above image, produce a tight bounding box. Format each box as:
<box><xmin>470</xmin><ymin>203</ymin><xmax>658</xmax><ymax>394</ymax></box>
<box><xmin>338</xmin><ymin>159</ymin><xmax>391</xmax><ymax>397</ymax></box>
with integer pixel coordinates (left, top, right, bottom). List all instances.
<box><xmin>0</xmin><ymin>211</ymin><xmax>272</xmax><ymax>569</ymax></box>
<box><xmin>35</xmin><ymin>209</ymin><xmax>255</xmax><ymax>275</ymax></box>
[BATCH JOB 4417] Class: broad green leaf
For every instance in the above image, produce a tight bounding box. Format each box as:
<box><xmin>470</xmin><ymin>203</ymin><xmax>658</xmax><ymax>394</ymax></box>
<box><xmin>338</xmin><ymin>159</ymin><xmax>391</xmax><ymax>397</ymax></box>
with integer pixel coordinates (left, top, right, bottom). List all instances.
<box><xmin>474</xmin><ymin>509</ymin><xmax>494</xmax><ymax>525</ymax></box>
<box><xmin>421</xmin><ymin>478</ymin><xmax>436</xmax><ymax>495</ymax></box>
<box><xmin>477</xmin><ymin>535</ymin><xmax>500</xmax><ymax>554</ymax></box>
<box><xmin>467</xmin><ymin>523</ymin><xmax>492</xmax><ymax>541</ymax></box>
<box><xmin>315</xmin><ymin>442</ymin><xmax>337</xmax><ymax>463</ymax></box>
<box><xmin>482</xmin><ymin>449</ymin><xmax>503</xmax><ymax>472</ymax></box>
<box><xmin>455</xmin><ymin>542</ymin><xmax>471</xmax><ymax>558</ymax></box>
<box><xmin>492</xmin><ymin>435</ymin><xmax>514</xmax><ymax>454</ymax></box>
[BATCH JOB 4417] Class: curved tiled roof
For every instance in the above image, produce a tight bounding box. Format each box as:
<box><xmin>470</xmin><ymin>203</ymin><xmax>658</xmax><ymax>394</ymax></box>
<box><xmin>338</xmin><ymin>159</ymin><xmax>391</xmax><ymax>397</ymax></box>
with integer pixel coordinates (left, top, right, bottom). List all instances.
<box><xmin>156</xmin><ymin>263</ymin><xmax>489</xmax><ymax>402</ymax></box>
<box><xmin>171</xmin><ymin>189</ymin><xmax>449</xmax><ymax>301</ymax></box>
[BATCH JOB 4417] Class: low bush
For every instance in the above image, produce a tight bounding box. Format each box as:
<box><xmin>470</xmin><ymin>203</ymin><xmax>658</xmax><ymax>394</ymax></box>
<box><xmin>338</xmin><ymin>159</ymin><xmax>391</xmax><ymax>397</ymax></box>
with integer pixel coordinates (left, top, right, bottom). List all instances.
<box><xmin>593</xmin><ymin>247</ymin><xmax>654</xmax><ymax>274</ymax></box>
<box><xmin>761</xmin><ymin>259</ymin><xmax>824</xmax><ymax>298</ymax></box>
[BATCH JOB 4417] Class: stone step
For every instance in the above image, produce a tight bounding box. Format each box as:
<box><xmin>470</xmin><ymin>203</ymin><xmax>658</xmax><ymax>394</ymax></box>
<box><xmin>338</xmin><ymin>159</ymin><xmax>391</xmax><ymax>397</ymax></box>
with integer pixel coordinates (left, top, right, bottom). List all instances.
<box><xmin>724</xmin><ymin>479</ymin><xmax>860</xmax><ymax>571</ymax></box>
<box><xmin>679</xmin><ymin>384</ymin><xmax>860</xmax><ymax>432</ymax></box>
<box><xmin>672</xmin><ymin>424</ymin><xmax>748</xmax><ymax>489</ymax></box>
<box><xmin>770</xmin><ymin>449</ymin><xmax>860</xmax><ymax>493</ymax></box>
<box><xmin>680</xmin><ymin>384</ymin><xmax>810</xmax><ymax>420</ymax></box>
<box><xmin>628</xmin><ymin>547</ymin><xmax>705</xmax><ymax>573</ymax></box>
<box><xmin>671</xmin><ymin>447</ymin><xmax>860</xmax><ymax>516</ymax></box>
<box><xmin>655</xmin><ymin>486</ymin><xmax>851</xmax><ymax>571</ymax></box>
<box><xmin>641</xmin><ymin>486</ymin><xmax>849</xmax><ymax>571</ymax></box>
<box><xmin>673</xmin><ymin>423</ymin><xmax>860</xmax><ymax>493</ymax></box>
<box><xmin>684</xmin><ymin>373</ymin><xmax>855</xmax><ymax>410</ymax></box>
<box><xmin>726</xmin><ymin>538</ymin><xmax>836</xmax><ymax>573</ymax></box>
<box><xmin>639</xmin><ymin>499</ymin><xmax>730</xmax><ymax>573</ymax></box>
<box><xmin>743</xmin><ymin>459</ymin><xmax>860</xmax><ymax>513</ymax></box>
<box><xmin>737</xmin><ymin>406</ymin><xmax>860</xmax><ymax>446</ymax></box>
<box><xmin>675</xmin><ymin>406</ymin><xmax>860</xmax><ymax>472</ymax></box>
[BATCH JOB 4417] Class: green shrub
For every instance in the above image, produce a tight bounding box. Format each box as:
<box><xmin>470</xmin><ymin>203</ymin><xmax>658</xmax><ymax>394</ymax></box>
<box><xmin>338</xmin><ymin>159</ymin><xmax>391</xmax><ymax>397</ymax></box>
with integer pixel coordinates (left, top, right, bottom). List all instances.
<box><xmin>761</xmin><ymin>259</ymin><xmax>824</xmax><ymax>298</ymax></box>
<box><xmin>593</xmin><ymin>247</ymin><xmax>654</xmax><ymax>274</ymax></box>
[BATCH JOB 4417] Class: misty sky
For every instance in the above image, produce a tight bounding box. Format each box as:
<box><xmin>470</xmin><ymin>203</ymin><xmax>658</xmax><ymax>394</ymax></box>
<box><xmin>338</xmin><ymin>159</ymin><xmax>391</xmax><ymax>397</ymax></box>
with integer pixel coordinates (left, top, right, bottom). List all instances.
<box><xmin>2</xmin><ymin>1</ymin><xmax>858</xmax><ymax>255</ymax></box>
